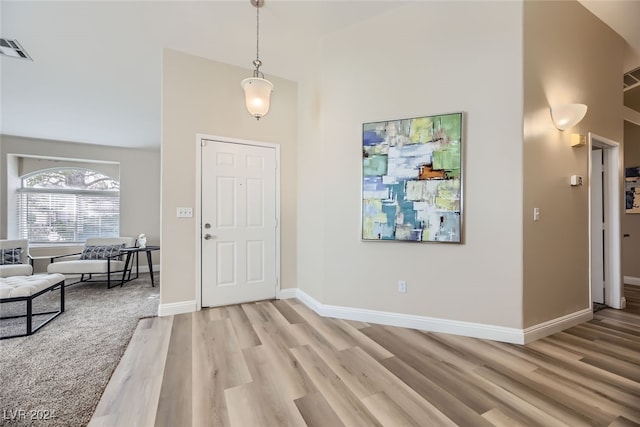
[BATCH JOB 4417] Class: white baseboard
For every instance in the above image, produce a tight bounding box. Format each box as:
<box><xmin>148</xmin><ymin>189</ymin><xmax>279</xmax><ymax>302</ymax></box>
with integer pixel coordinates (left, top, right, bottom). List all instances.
<box><xmin>624</xmin><ymin>276</ymin><xmax>640</xmax><ymax>286</ymax></box>
<box><xmin>295</xmin><ymin>289</ymin><xmax>525</xmax><ymax>344</ymax></box>
<box><xmin>158</xmin><ymin>300</ymin><xmax>196</xmax><ymax>317</ymax></box>
<box><xmin>522</xmin><ymin>308</ymin><xmax>593</xmax><ymax>344</ymax></box>
<box><xmin>276</xmin><ymin>287</ymin><xmax>297</xmax><ymax>300</ymax></box>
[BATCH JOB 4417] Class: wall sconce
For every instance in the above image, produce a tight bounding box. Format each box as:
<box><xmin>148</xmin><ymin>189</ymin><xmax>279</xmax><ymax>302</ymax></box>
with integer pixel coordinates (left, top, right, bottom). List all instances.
<box><xmin>550</xmin><ymin>103</ymin><xmax>588</xmax><ymax>131</ymax></box>
<box><xmin>571</xmin><ymin>133</ymin><xmax>586</xmax><ymax>147</ymax></box>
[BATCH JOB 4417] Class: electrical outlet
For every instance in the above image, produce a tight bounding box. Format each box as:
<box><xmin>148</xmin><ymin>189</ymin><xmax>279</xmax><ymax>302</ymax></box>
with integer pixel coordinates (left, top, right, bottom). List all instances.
<box><xmin>176</xmin><ymin>207</ymin><xmax>193</xmax><ymax>218</ymax></box>
<box><xmin>398</xmin><ymin>280</ymin><xmax>407</xmax><ymax>293</ymax></box>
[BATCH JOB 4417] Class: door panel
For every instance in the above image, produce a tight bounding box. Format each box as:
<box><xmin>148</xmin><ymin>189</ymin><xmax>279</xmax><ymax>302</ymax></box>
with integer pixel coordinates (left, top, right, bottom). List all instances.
<box><xmin>217</xmin><ymin>177</ymin><xmax>237</xmax><ymax>227</ymax></box>
<box><xmin>202</xmin><ymin>140</ymin><xmax>277</xmax><ymax>307</ymax></box>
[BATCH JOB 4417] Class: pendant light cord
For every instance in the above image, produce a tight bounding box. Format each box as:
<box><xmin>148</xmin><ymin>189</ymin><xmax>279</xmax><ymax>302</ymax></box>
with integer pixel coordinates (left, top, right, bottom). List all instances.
<box><xmin>256</xmin><ymin>4</ymin><xmax>260</xmax><ymax>63</ymax></box>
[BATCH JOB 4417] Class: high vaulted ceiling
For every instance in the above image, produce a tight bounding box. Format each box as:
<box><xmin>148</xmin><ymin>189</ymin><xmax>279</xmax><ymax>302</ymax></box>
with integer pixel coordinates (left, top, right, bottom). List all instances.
<box><xmin>1</xmin><ymin>1</ymin><xmax>639</xmax><ymax>149</ymax></box>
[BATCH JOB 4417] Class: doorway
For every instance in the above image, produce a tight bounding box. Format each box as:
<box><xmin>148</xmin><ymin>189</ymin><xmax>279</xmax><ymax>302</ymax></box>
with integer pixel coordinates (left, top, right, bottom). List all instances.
<box><xmin>589</xmin><ymin>133</ymin><xmax>624</xmax><ymax>309</ymax></box>
<box><xmin>197</xmin><ymin>136</ymin><xmax>280</xmax><ymax>308</ymax></box>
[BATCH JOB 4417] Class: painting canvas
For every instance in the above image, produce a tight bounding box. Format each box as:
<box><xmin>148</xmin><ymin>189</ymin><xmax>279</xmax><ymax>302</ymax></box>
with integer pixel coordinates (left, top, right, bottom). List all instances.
<box><xmin>626</xmin><ymin>166</ymin><xmax>640</xmax><ymax>214</ymax></box>
<box><xmin>362</xmin><ymin>113</ymin><xmax>463</xmax><ymax>243</ymax></box>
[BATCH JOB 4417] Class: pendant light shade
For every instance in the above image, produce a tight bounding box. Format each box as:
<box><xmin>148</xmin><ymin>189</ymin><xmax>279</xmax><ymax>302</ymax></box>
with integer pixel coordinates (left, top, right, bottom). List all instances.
<box><xmin>242</xmin><ymin>0</ymin><xmax>273</xmax><ymax>120</ymax></box>
<box><xmin>241</xmin><ymin>77</ymin><xmax>273</xmax><ymax>119</ymax></box>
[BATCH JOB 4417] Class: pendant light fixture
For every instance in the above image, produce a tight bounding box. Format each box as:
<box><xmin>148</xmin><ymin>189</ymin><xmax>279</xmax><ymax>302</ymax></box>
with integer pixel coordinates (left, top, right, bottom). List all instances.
<box><xmin>241</xmin><ymin>0</ymin><xmax>273</xmax><ymax>120</ymax></box>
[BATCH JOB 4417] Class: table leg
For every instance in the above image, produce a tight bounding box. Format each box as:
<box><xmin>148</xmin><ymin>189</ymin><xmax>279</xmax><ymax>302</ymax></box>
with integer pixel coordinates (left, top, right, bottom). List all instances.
<box><xmin>146</xmin><ymin>250</ymin><xmax>155</xmax><ymax>287</ymax></box>
<box><xmin>121</xmin><ymin>252</ymin><xmax>133</xmax><ymax>286</ymax></box>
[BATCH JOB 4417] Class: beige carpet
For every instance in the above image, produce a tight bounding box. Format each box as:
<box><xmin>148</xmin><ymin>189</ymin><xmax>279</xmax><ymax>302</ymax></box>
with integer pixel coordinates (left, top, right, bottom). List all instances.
<box><xmin>0</xmin><ymin>274</ymin><xmax>159</xmax><ymax>427</ymax></box>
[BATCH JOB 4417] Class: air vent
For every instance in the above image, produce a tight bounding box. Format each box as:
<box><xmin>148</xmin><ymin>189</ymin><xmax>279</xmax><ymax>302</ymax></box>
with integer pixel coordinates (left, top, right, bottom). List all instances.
<box><xmin>623</xmin><ymin>66</ymin><xmax>640</xmax><ymax>90</ymax></box>
<box><xmin>0</xmin><ymin>38</ymin><xmax>33</xmax><ymax>61</ymax></box>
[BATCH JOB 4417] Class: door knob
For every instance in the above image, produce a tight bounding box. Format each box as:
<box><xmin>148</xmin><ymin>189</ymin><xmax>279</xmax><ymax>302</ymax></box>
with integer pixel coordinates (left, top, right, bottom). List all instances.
<box><xmin>204</xmin><ymin>234</ymin><xmax>213</xmax><ymax>240</ymax></box>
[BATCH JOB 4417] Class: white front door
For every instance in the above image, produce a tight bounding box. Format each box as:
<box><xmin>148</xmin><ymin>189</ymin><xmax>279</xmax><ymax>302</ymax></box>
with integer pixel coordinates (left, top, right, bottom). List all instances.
<box><xmin>201</xmin><ymin>140</ymin><xmax>278</xmax><ymax>307</ymax></box>
<box><xmin>590</xmin><ymin>148</ymin><xmax>605</xmax><ymax>304</ymax></box>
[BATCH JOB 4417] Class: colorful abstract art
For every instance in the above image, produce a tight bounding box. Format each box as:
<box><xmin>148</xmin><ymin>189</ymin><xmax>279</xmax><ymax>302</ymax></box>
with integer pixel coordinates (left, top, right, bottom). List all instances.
<box><xmin>625</xmin><ymin>166</ymin><xmax>640</xmax><ymax>214</ymax></box>
<box><xmin>362</xmin><ymin>113</ymin><xmax>463</xmax><ymax>243</ymax></box>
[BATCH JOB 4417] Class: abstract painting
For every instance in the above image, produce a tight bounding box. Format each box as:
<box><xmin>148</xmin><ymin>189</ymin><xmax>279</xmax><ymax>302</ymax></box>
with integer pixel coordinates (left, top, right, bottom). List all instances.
<box><xmin>626</xmin><ymin>166</ymin><xmax>640</xmax><ymax>214</ymax></box>
<box><xmin>362</xmin><ymin>113</ymin><xmax>463</xmax><ymax>243</ymax></box>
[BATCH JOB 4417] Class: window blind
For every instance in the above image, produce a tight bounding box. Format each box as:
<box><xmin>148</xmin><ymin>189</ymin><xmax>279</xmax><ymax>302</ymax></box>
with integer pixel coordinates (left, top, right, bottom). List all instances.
<box><xmin>17</xmin><ymin>189</ymin><xmax>119</xmax><ymax>243</ymax></box>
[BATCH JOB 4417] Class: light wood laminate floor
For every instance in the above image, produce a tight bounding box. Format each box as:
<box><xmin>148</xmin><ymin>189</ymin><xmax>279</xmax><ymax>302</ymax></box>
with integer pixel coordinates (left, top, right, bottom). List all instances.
<box><xmin>90</xmin><ymin>286</ymin><xmax>640</xmax><ymax>426</ymax></box>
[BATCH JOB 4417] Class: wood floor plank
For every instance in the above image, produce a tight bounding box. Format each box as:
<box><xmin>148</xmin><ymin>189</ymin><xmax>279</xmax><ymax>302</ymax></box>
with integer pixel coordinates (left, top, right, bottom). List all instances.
<box><xmin>341</xmin><ymin>318</ymin><xmax>371</xmax><ymax>330</ymax></box>
<box><xmin>580</xmin><ymin>321</ymin><xmax>640</xmax><ymax>347</ymax></box>
<box><xmin>242</xmin><ymin>301</ymin><xmax>305</xmax><ymax>350</ymax></box>
<box><xmin>290</xmin><ymin>344</ymin><xmax>383</xmax><ymax>427</ymax></box>
<box><xmin>608</xmin><ymin>416</ymin><xmax>640</xmax><ymax>427</ymax></box>
<box><xmin>381</xmin><ymin>355</ymin><xmax>495</xmax><ymax>427</ymax></box>
<box><xmin>558</xmin><ymin>328</ymin><xmax>640</xmax><ymax>365</ymax></box>
<box><xmin>192</xmin><ymin>315</ymin><xmax>251</xmax><ymax>427</ymax></box>
<box><xmin>532</xmin><ymin>368</ymin><xmax>640</xmax><ymax>424</ymax></box>
<box><xmin>482</xmin><ymin>408</ymin><xmax>529</xmax><ymax>427</ymax></box>
<box><xmin>547</xmin><ymin>333</ymin><xmax>640</xmax><ymax>383</ymax></box>
<box><xmin>329</xmin><ymin>318</ymin><xmax>394</xmax><ymax>361</ymax></box>
<box><xmin>473</xmin><ymin>365</ymin><xmax>597</xmax><ymax>427</ymax></box>
<box><xmin>463</xmin><ymin>368</ymin><xmax>570</xmax><ymax>427</ymax></box>
<box><xmin>363</xmin><ymin>324</ymin><xmax>561</xmax><ymax>426</ymax></box>
<box><xmin>365</xmin><ymin>386</ymin><xmax>459</xmax><ymax>427</ymax></box>
<box><xmin>361</xmin><ymin>392</ymin><xmax>427</xmax><ymax>427</ymax></box>
<box><xmin>225</xmin><ymin>382</ymin><xmax>307</xmax><ymax>427</ymax></box>
<box><xmin>430</xmin><ymin>332</ymin><xmax>539</xmax><ymax>373</ymax></box>
<box><xmin>218</xmin><ymin>304</ymin><xmax>261</xmax><ymax>349</ymax></box>
<box><xmin>295</xmin><ymin>324</ymin><xmax>459</xmax><ymax>426</ymax></box>
<box><xmin>363</xmin><ymin>325</ymin><xmax>556</xmax><ymax>426</ymax></box>
<box><xmin>242</xmin><ymin>342</ymin><xmax>317</xmax><ymax>401</ymax></box>
<box><xmin>89</xmin><ymin>316</ymin><xmax>173</xmax><ymax>427</ymax></box>
<box><xmin>272</xmin><ymin>299</ymin><xmax>306</xmax><ymax>324</ymax></box>
<box><xmin>289</xmin><ymin>301</ymin><xmax>356</xmax><ymax>351</ymax></box>
<box><xmin>596</xmin><ymin>317</ymin><xmax>640</xmax><ymax>338</ymax></box>
<box><xmin>493</xmin><ymin>341</ymin><xmax>640</xmax><ymax>411</ymax></box>
<box><xmin>294</xmin><ymin>392</ymin><xmax>346</xmax><ymax>427</ymax></box>
<box><xmin>154</xmin><ymin>313</ymin><xmax>192</xmax><ymax>427</ymax></box>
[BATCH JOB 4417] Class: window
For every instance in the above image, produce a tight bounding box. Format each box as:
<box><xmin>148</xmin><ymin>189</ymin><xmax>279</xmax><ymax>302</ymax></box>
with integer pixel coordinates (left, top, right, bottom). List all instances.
<box><xmin>17</xmin><ymin>168</ymin><xmax>120</xmax><ymax>243</ymax></box>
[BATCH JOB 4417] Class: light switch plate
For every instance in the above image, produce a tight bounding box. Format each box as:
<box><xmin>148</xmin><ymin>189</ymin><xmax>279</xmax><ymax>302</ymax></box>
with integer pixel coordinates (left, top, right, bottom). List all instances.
<box><xmin>177</xmin><ymin>207</ymin><xmax>193</xmax><ymax>218</ymax></box>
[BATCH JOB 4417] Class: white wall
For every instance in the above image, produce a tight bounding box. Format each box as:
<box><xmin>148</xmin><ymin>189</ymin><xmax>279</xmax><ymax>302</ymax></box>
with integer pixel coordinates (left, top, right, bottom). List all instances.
<box><xmin>297</xmin><ymin>2</ymin><xmax>524</xmax><ymax>327</ymax></box>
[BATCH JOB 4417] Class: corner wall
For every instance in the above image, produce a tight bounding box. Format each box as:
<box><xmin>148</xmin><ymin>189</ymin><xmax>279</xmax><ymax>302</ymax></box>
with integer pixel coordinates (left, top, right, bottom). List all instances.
<box><xmin>523</xmin><ymin>1</ymin><xmax>624</xmax><ymax>326</ymax></box>
<box><xmin>297</xmin><ymin>2</ymin><xmax>524</xmax><ymax>328</ymax></box>
<box><xmin>161</xmin><ymin>49</ymin><xmax>298</xmax><ymax>307</ymax></box>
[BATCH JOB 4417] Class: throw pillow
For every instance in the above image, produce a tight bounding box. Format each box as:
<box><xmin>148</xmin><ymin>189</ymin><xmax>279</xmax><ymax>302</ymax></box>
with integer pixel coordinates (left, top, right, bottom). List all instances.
<box><xmin>80</xmin><ymin>244</ymin><xmax>125</xmax><ymax>260</ymax></box>
<box><xmin>0</xmin><ymin>247</ymin><xmax>23</xmax><ymax>265</ymax></box>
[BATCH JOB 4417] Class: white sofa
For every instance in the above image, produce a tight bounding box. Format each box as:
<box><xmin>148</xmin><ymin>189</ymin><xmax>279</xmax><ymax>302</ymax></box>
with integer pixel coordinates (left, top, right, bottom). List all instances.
<box><xmin>0</xmin><ymin>239</ymin><xmax>33</xmax><ymax>278</ymax></box>
<box><xmin>47</xmin><ymin>237</ymin><xmax>136</xmax><ymax>288</ymax></box>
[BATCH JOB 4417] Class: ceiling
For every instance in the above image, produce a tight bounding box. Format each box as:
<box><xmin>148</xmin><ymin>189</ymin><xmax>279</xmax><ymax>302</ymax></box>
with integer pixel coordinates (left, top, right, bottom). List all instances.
<box><xmin>1</xmin><ymin>1</ymin><xmax>639</xmax><ymax>149</ymax></box>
